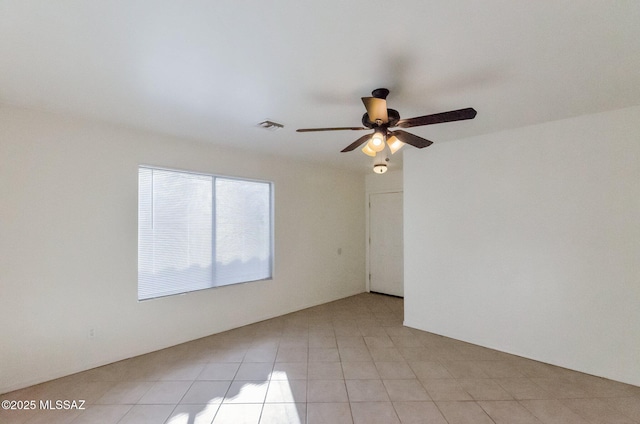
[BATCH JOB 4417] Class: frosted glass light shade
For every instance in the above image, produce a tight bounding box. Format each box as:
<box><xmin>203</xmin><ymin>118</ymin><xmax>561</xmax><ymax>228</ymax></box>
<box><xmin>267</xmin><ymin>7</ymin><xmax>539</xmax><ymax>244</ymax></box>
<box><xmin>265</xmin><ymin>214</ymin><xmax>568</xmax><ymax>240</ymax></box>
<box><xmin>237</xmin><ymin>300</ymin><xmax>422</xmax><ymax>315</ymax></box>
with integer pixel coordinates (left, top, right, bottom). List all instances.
<box><xmin>367</xmin><ymin>132</ymin><xmax>386</xmax><ymax>152</ymax></box>
<box><xmin>386</xmin><ymin>135</ymin><xmax>405</xmax><ymax>154</ymax></box>
<box><xmin>361</xmin><ymin>143</ymin><xmax>377</xmax><ymax>157</ymax></box>
<box><xmin>373</xmin><ymin>163</ymin><xmax>388</xmax><ymax>174</ymax></box>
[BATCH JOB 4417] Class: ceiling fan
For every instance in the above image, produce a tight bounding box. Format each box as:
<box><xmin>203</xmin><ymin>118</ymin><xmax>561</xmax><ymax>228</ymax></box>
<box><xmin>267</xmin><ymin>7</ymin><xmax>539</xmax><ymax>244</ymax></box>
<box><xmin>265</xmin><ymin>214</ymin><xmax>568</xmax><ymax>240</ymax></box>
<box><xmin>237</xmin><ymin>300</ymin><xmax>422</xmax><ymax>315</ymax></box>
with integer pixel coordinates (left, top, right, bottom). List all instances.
<box><xmin>297</xmin><ymin>88</ymin><xmax>477</xmax><ymax>160</ymax></box>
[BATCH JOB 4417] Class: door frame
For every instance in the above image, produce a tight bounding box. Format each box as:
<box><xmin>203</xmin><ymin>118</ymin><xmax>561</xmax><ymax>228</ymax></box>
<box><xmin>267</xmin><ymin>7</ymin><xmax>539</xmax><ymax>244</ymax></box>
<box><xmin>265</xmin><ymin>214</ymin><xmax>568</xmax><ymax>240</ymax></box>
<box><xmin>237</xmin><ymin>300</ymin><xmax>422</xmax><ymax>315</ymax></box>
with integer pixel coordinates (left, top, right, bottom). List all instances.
<box><xmin>365</xmin><ymin>189</ymin><xmax>403</xmax><ymax>294</ymax></box>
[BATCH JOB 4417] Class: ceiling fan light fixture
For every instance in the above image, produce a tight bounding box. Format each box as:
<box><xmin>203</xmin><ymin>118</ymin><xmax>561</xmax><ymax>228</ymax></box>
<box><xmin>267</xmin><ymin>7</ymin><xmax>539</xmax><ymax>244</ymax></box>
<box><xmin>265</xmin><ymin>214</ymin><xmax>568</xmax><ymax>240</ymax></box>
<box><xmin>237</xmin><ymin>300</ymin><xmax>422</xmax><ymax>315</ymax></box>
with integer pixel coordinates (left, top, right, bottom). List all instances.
<box><xmin>386</xmin><ymin>135</ymin><xmax>405</xmax><ymax>154</ymax></box>
<box><xmin>361</xmin><ymin>143</ymin><xmax>377</xmax><ymax>157</ymax></box>
<box><xmin>367</xmin><ymin>131</ymin><xmax>386</xmax><ymax>153</ymax></box>
<box><xmin>373</xmin><ymin>163</ymin><xmax>388</xmax><ymax>174</ymax></box>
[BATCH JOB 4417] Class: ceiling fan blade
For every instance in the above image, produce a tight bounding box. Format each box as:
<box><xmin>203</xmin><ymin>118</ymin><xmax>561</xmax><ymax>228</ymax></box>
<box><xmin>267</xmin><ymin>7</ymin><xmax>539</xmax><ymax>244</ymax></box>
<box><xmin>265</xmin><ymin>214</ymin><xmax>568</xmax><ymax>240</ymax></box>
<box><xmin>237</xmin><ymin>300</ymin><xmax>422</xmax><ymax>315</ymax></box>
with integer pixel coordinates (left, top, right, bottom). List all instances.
<box><xmin>297</xmin><ymin>126</ymin><xmax>367</xmax><ymax>132</ymax></box>
<box><xmin>389</xmin><ymin>130</ymin><xmax>433</xmax><ymax>149</ymax></box>
<box><xmin>361</xmin><ymin>97</ymin><xmax>389</xmax><ymax>123</ymax></box>
<box><xmin>396</xmin><ymin>107</ymin><xmax>477</xmax><ymax>128</ymax></box>
<box><xmin>341</xmin><ymin>133</ymin><xmax>372</xmax><ymax>152</ymax></box>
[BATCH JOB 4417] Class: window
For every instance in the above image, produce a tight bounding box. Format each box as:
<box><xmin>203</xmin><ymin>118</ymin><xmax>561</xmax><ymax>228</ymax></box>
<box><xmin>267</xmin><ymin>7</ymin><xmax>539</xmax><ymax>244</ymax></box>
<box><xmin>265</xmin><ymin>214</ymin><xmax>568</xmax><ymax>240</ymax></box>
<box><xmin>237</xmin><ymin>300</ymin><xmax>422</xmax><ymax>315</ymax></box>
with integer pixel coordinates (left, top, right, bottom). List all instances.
<box><xmin>138</xmin><ymin>166</ymin><xmax>273</xmax><ymax>300</ymax></box>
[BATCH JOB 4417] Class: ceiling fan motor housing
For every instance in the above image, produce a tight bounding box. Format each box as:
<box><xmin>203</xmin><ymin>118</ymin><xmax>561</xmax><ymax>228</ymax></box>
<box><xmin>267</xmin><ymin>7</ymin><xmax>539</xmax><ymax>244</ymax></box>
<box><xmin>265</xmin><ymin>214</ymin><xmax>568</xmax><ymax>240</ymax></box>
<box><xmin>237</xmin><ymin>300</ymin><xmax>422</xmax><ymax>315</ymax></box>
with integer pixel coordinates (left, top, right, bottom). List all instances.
<box><xmin>362</xmin><ymin>108</ymin><xmax>400</xmax><ymax>128</ymax></box>
<box><xmin>371</xmin><ymin>88</ymin><xmax>390</xmax><ymax>99</ymax></box>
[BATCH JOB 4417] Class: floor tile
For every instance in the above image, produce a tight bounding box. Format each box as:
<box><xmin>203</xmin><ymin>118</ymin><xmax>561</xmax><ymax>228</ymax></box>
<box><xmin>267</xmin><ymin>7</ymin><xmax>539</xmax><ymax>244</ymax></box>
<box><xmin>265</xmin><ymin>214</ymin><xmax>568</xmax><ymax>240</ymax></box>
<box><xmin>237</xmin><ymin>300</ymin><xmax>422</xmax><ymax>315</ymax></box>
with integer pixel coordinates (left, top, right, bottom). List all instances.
<box><xmin>605</xmin><ymin>397</ymin><xmax>640</xmax><ymax>421</ymax></box>
<box><xmin>389</xmin><ymin>336</ymin><xmax>423</xmax><ymax>348</ymax></box>
<box><xmin>260</xmin><ymin>403</ymin><xmax>306</xmax><ymax>424</ymax></box>
<box><xmin>359</xmin><ymin>326</ymin><xmax>388</xmax><ymax>337</ymax></box>
<box><xmin>95</xmin><ymin>381</ymin><xmax>154</xmax><ymax>404</ymax></box>
<box><xmin>67</xmin><ymin>404</ymin><xmax>132</xmax><ymax>424</ymax></box>
<box><xmin>336</xmin><ymin>336</ymin><xmax>366</xmax><ymax>348</ymax></box>
<box><xmin>529</xmin><ymin>378</ymin><xmax>589</xmax><ymax>398</ymax></box>
<box><xmin>0</xmin><ymin>404</ymin><xmax>37</xmax><ymax>423</ymax></box>
<box><xmin>243</xmin><ymin>347</ymin><xmax>278</xmax><ymax>363</ymax></box>
<box><xmin>519</xmin><ymin>399</ymin><xmax>590</xmax><ymax>424</ymax></box>
<box><xmin>21</xmin><ymin>409</ymin><xmax>81</xmax><ymax>424</ymax></box>
<box><xmin>306</xmin><ymin>402</ymin><xmax>352</xmax><ymax>424</ymax></box>
<box><xmin>408</xmin><ymin>361</ymin><xmax>453</xmax><ymax>379</ymax></box>
<box><xmin>223</xmin><ymin>381</ymin><xmax>268</xmax><ymax>403</ymax></box>
<box><xmin>346</xmin><ymin>379</ymin><xmax>390</xmax><ymax>402</ymax></box>
<box><xmin>420</xmin><ymin>379</ymin><xmax>473</xmax><ymax>401</ymax></box>
<box><xmin>384</xmin><ymin>327</ymin><xmax>416</xmax><ymax>338</ymax></box>
<box><xmin>396</xmin><ymin>347</ymin><xmax>438</xmax><ymax>361</ymax></box>
<box><xmin>392</xmin><ymin>401</ymin><xmax>447</xmax><ymax>424</ymax></box>
<box><xmin>180</xmin><ymin>381</ymin><xmax>230</xmax><ymax>404</ymax></box>
<box><xmin>511</xmin><ymin>359</ymin><xmax>566</xmax><ymax>379</ymax></box>
<box><xmin>350</xmin><ymin>401</ymin><xmax>400</xmax><ymax>424</ymax></box>
<box><xmin>158</xmin><ymin>363</ymin><xmax>207</xmax><ymax>381</ymax></box>
<box><xmin>562</xmin><ymin>398</ymin><xmax>636</xmax><ymax>424</ymax></box>
<box><xmin>308</xmin><ymin>361</ymin><xmax>343</xmax><ymax>379</ymax></box>
<box><xmin>494</xmin><ymin>378</ymin><xmax>550</xmax><ymax>400</ymax></box>
<box><xmin>65</xmin><ymin>381</ymin><xmax>116</xmax><ymax>404</ymax></box>
<box><xmin>208</xmin><ymin>348</ymin><xmax>247</xmax><ymax>363</ymax></box>
<box><xmin>458</xmin><ymin>378</ymin><xmax>513</xmax><ymax>400</ymax></box>
<box><xmin>197</xmin><ymin>363</ymin><xmax>240</xmax><ymax>381</ymax></box>
<box><xmin>334</xmin><ymin>326</ymin><xmax>361</xmax><ymax>337</ymax></box>
<box><xmin>307</xmin><ymin>380</ymin><xmax>348</xmax><ymax>402</ymax></box>
<box><xmin>364</xmin><ymin>336</ymin><xmax>394</xmax><ymax>348</ymax></box>
<box><xmin>570</xmin><ymin>375</ymin><xmax>639</xmax><ymax>398</ymax></box>
<box><xmin>436</xmin><ymin>401</ymin><xmax>495</xmax><ymax>424</ymax></box>
<box><xmin>368</xmin><ymin>347</ymin><xmax>404</xmax><ymax>362</ymax></box>
<box><xmin>308</xmin><ymin>326</ymin><xmax>334</xmax><ymax>336</ymax></box>
<box><xmin>280</xmin><ymin>337</ymin><xmax>309</xmax><ymax>349</ymax></box>
<box><xmin>440</xmin><ymin>361</ymin><xmax>490</xmax><ymax>378</ymax></box>
<box><xmin>265</xmin><ymin>380</ymin><xmax>307</xmax><ymax>403</ymax></box>
<box><xmin>212</xmin><ymin>403</ymin><xmax>262</xmax><ymax>424</ymax></box>
<box><xmin>478</xmin><ymin>400</ymin><xmax>543</xmax><ymax>423</ymax></box>
<box><xmin>474</xmin><ymin>360</ymin><xmax>525</xmax><ymax>378</ymax></box>
<box><xmin>271</xmin><ymin>362</ymin><xmax>308</xmax><ymax>380</ymax></box>
<box><xmin>276</xmin><ymin>347</ymin><xmax>308</xmax><ymax>363</ymax></box>
<box><xmin>309</xmin><ymin>335</ymin><xmax>337</xmax><ymax>348</ymax></box>
<box><xmin>375</xmin><ymin>362</ymin><xmax>416</xmax><ymax>379</ymax></box>
<box><xmin>309</xmin><ymin>348</ymin><xmax>340</xmax><ymax>362</ymax></box>
<box><xmin>235</xmin><ymin>362</ymin><xmax>274</xmax><ymax>381</ymax></box>
<box><xmin>383</xmin><ymin>379</ymin><xmax>430</xmax><ymax>401</ymax></box>
<box><xmin>342</xmin><ymin>362</ymin><xmax>380</xmax><ymax>380</ymax></box>
<box><xmin>339</xmin><ymin>346</ymin><xmax>372</xmax><ymax>362</ymax></box>
<box><xmin>137</xmin><ymin>381</ymin><xmax>192</xmax><ymax>404</ymax></box>
<box><xmin>118</xmin><ymin>404</ymin><xmax>176</xmax><ymax>424</ymax></box>
<box><xmin>165</xmin><ymin>403</ymin><xmax>219</xmax><ymax>424</ymax></box>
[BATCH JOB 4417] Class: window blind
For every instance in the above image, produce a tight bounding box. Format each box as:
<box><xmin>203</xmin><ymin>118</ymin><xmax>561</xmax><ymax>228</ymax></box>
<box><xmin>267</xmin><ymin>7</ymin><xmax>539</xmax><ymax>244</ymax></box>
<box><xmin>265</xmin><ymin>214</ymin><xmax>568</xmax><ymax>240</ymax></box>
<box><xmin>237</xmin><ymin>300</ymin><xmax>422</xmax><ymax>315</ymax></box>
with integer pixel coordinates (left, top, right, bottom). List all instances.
<box><xmin>138</xmin><ymin>167</ymin><xmax>272</xmax><ymax>300</ymax></box>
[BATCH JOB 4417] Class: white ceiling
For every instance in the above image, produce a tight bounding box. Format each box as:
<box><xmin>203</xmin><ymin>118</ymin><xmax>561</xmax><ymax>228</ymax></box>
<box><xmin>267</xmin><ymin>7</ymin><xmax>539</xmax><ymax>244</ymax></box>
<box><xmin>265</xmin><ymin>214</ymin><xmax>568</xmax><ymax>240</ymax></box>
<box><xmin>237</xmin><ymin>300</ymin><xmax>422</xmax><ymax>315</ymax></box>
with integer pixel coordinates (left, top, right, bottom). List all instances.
<box><xmin>2</xmin><ymin>1</ymin><xmax>640</xmax><ymax>173</ymax></box>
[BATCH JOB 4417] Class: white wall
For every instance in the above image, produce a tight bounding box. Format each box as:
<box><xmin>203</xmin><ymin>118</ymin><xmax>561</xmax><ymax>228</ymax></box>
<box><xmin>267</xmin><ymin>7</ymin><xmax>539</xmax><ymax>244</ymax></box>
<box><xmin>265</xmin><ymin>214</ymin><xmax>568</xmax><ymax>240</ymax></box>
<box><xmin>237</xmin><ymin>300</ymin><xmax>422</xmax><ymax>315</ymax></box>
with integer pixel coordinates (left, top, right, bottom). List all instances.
<box><xmin>365</xmin><ymin>169</ymin><xmax>403</xmax><ymax>194</ymax></box>
<box><xmin>0</xmin><ymin>106</ymin><xmax>366</xmax><ymax>393</ymax></box>
<box><xmin>404</xmin><ymin>105</ymin><xmax>640</xmax><ymax>386</ymax></box>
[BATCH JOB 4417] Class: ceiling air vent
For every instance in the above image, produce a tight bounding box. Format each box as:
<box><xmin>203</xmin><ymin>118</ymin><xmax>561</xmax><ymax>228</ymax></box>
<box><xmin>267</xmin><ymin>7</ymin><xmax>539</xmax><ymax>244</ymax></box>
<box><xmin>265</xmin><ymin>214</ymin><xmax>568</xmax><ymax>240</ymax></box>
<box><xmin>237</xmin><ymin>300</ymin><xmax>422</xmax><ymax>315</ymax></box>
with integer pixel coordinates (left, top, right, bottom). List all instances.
<box><xmin>257</xmin><ymin>120</ymin><xmax>284</xmax><ymax>131</ymax></box>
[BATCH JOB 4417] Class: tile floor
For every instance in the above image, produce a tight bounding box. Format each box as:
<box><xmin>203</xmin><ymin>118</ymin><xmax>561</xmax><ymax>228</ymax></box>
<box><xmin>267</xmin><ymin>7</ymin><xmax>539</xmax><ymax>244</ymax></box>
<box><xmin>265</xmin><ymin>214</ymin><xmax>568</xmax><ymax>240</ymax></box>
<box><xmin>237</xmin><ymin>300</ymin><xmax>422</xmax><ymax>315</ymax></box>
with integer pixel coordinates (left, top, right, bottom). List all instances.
<box><xmin>2</xmin><ymin>293</ymin><xmax>639</xmax><ymax>424</ymax></box>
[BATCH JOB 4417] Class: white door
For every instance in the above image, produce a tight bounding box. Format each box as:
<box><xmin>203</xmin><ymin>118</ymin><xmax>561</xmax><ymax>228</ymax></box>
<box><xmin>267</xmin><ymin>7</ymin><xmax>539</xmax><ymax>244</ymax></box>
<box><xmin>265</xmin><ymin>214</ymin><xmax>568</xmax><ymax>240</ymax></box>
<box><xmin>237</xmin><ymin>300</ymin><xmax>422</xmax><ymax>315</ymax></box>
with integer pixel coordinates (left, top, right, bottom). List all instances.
<box><xmin>369</xmin><ymin>191</ymin><xmax>404</xmax><ymax>297</ymax></box>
